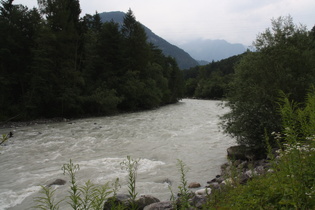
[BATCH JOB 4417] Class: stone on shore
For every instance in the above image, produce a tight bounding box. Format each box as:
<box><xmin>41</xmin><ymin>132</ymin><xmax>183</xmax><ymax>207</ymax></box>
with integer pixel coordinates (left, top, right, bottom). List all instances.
<box><xmin>103</xmin><ymin>194</ymin><xmax>160</xmax><ymax>210</ymax></box>
<box><xmin>136</xmin><ymin>195</ymin><xmax>160</xmax><ymax>209</ymax></box>
<box><xmin>227</xmin><ymin>145</ymin><xmax>266</xmax><ymax>160</ymax></box>
<box><xmin>195</xmin><ymin>188</ymin><xmax>211</xmax><ymax>196</ymax></box>
<box><xmin>188</xmin><ymin>182</ymin><xmax>201</xmax><ymax>188</ymax></box>
<box><xmin>103</xmin><ymin>194</ymin><xmax>131</xmax><ymax>210</ymax></box>
<box><xmin>189</xmin><ymin>195</ymin><xmax>208</xmax><ymax>208</ymax></box>
<box><xmin>144</xmin><ymin>201</ymin><xmax>174</xmax><ymax>210</ymax></box>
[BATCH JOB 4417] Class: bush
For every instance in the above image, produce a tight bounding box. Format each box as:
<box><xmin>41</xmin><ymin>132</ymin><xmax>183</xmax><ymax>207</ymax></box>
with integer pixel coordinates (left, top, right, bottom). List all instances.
<box><xmin>205</xmin><ymin>91</ymin><xmax>315</xmax><ymax>209</ymax></box>
<box><xmin>221</xmin><ymin>16</ymin><xmax>315</xmax><ymax>148</ymax></box>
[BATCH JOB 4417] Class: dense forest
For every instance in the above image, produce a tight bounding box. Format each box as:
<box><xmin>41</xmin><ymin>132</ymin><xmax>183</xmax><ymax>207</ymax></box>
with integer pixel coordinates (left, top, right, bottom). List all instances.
<box><xmin>0</xmin><ymin>0</ymin><xmax>184</xmax><ymax>121</ymax></box>
<box><xmin>183</xmin><ymin>53</ymin><xmax>244</xmax><ymax>99</ymax></box>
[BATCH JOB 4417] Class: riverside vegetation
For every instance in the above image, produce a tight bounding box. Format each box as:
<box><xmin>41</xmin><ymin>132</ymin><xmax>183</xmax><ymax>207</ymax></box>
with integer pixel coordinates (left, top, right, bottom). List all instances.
<box><xmin>33</xmin><ymin>91</ymin><xmax>315</xmax><ymax>209</ymax></box>
<box><xmin>0</xmin><ymin>0</ymin><xmax>184</xmax><ymax>121</ymax></box>
<box><xmin>32</xmin><ymin>157</ymin><xmax>193</xmax><ymax>210</ymax></box>
<box><xmin>2</xmin><ymin>0</ymin><xmax>315</xmax><ymax>208</ymax></box>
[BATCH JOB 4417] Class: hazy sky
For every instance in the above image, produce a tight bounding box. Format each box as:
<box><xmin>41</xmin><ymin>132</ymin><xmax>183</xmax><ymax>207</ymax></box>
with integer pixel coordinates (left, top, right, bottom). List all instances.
<box><xmin>15</xmin><ymin>0</ymin><xmax>315</xmax><ymax>46</ymax></box>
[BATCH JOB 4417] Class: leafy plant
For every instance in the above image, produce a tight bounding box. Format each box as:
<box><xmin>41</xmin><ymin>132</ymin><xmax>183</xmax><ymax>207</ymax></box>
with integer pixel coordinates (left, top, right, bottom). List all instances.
<box><xmin>34</xmin><ymin>160</ymin><xmax>112</xmax><ymax>210</ymax></box>
<box><xmin>33</xmin><ymin>186</ymin><xmax>62</xmax><ymax>210</ymax></box>
<box><xmin>221</xmin><ymin>16</ymin><xmax>315</xmax><ymax>148</ymax></box>
<box><xmin>0</xmin><ymin>134</ymin><xmax>8</xmax><ymax>145</ymax></box>
<box><xmin>120</xmin><ymin>156</ymin><xmax>140</xmax><ymax>209</ymax></box>
<box><xmin>62</xmin><ymin>159</ymin><xmax>81</xmax><ymax>209</ymax></box>
<box><xmin>205</xmin><ymin>91</ymin><xmax>315</xmax><ymax>209</ymax></box>
<box><xmin>169</xmin><ymin>159</ymin><xmax>192</xmax><ymax>210</ymax></box>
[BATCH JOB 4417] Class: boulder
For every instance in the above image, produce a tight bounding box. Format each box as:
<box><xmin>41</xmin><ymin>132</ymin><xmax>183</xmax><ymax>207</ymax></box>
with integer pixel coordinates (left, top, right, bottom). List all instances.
<box><xmin>143</xmin><ymin>201</ymin><xmax>174</xmax><ymax>210</ymax></box>
<box><xmin>195</xmin><ymin>188</ymin><xmax>211</xmax><ymax>196</ymax></box>
<box><xmin>103</xmin><ymin>194</ymin><xmax>131</xmax><ymax>210</ymax></box>
<box><xmin>136</xmin><ymin>195</ymin><xmax>160</xmax><ymax>210</ymax></box>
<box><xmin>158</xmin><ymin>178</ymin><xmax>172</xmax><ymax>185</ymax></box>
<box><xmin>188</xmin><ymin>182</ymin><xmax>201</xmax><ymax>188</ymax></box>
<box><xmin>189</xmin><ymin>195</ymin><xmax>207</xmax><ymax>208</ymax></box>
<box><xmin>46</xmin><ymin>179</ymin><xmax>66</xmax><ymax>187</ymax></box>
<box><xmin>104</xmin><ymin>194</ymin><xmax>160</xmax><ymax>210</ymax></box>
<box><xmin>207</xmin><ymin>182</ymin><xmax>220</xmax><ymax>190</ymax></box>
<box><xmin>239</xmin><ymin>171</ymin><xmax>252</xmax><ymax>185</ymax></box>
<box><xmin>227</xmin><ymin>145</ymin><xmax>266</xmax><ymax>160</ymax></box>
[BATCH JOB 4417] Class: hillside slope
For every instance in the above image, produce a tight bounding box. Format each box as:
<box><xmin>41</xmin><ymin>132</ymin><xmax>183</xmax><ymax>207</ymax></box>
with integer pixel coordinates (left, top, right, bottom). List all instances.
<box><xmin>99</xmin><ymin>11</ymin><xmax>199</xmax><ymax>69</ymax></box>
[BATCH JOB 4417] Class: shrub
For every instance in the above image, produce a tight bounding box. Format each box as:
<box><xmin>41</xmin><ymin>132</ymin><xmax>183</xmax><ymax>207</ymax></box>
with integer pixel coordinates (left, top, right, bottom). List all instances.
<box><xmin>205</xmin><ymin>91</ymin><xmax>315</xmax><ymax>209</ymax></box>
<box><xmin>221</xmin><ymin>16</ymin><xmax>315</xmax><ymax>148</ymax></box>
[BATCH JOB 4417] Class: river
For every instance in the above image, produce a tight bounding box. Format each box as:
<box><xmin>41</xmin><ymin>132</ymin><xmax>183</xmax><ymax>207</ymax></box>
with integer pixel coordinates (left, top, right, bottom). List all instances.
<box><xmin>0</xmin><ymin>99</ymin><xmax>235</xmax><ymax>209</ymax></box>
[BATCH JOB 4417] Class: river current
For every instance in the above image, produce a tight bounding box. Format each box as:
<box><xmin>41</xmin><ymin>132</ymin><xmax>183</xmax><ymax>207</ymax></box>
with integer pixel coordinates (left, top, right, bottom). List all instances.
<box><xmin>0</xmin><ymin>99</ymin><xmax>235</xmax><ymax>209</ymax></box>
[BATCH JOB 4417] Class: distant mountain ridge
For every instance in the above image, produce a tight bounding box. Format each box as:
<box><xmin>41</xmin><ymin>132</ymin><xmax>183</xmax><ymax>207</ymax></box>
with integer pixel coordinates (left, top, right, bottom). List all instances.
<box><xmin>99</xmin><ymin>11</ymin><xmax>199</xmax><ymax>69</ymax></box>
<box><xmin>179</xmin><ymin>39</ymin><xmax>247</xmax><ymax>63</ymax></box>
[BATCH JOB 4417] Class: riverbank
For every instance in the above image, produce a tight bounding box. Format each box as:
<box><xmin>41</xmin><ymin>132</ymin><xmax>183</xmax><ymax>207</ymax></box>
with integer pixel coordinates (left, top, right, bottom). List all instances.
<box><xmin>0</xmin><ymin>118</ymin><xmax>70</xmax><ymax>129</ymax></box>
<box><xmin>102</xmin><ymin>145</ymin><xmax>274</xmax><ymax>209</ymax></box>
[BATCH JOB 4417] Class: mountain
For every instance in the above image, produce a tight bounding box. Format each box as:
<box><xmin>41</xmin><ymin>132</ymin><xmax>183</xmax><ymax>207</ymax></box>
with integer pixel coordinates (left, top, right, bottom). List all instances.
<box><xmin>98</xmin><ymin>11</ymin><xmax>199</xmax><ymax>69</ymax></box>
<box><xmin>178</xmin><ymin>39</ymin><xmax>247</xmax><ymax>63</ymax></box>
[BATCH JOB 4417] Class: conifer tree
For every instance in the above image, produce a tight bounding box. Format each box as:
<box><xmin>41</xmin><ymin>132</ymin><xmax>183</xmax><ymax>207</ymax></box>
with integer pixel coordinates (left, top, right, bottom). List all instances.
<box><xmin>33</xmin><ymin>0</ymin><xmax>84</xmax><ymax>117</ymax></box>
<box><xmin>121</xmin><ymin>9</ymin><xmax>150</xmax><ymax>74</ymax></box>
<box><xmin>0</xmin><ymin>0</ymin><xmax>41</xmax><ymax>120</ymax></box>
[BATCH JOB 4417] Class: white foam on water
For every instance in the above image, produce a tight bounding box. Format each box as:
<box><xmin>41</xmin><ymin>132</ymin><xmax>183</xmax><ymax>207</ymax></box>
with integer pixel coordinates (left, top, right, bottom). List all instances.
<box><xmin>77</xmin><ymin>157</ymin><xmax>165</xmax><ymax>175</ymax></box>
<box><xmin>78</xmin><ymin>157</ymin><xmax>124</xmax><ymax>170</ymax></box>
<box><xmin>0</xmin><ymin>186</ymin><xmax>41</xmax><ymax>209</ymax></box>
<box><xmin>138</xmin><ymin>159</ymin><xmax>165</xmax><ymax>173</ymax></box>
<box><xmin>68</xmin><ymin>157</ymin><xmax>166</xmax><ymax>187</ymax></box>
<box><xmin>0</xmin><ymin>99</ymin><xmax>235</xmax><ymax>209</ymax></box>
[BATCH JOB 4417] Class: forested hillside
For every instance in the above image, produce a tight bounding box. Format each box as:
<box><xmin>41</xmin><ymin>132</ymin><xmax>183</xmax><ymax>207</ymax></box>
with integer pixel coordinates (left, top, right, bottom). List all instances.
<box><xmin>99</xmin><ymin>11</ymin><xmax>199</xmax><ymax>70</ymax></box>
<box><xmin>183</xmin><ymin>53</ymin><xmax>244</xmax><ymax>99</ymax></box>
<box><xmin>0</xmin><ymin>0</ymin><xmax>184</xmax><ymax>121</ymax></box>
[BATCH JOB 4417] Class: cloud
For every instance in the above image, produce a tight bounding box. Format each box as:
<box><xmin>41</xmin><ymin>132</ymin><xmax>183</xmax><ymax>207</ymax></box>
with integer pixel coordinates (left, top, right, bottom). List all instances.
<box><xmin>14</xmin><ymin>0</ymin><xmax>315</xmax><ymax>45</ymax></box>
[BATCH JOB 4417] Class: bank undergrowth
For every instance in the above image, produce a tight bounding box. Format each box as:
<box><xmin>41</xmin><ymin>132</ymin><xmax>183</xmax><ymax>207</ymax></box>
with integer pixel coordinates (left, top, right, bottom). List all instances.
<box><xmin>204</xmin><ymin>91</ymin><xmax>315</xmax><ymax>209</ymax></box>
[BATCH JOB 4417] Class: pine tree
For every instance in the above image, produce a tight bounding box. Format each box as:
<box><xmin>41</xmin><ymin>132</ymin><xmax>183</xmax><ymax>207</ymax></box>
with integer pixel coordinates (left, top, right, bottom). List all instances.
<box><xmin>121</xmin><ymin>9</ymin><xmax>150</xmax><ymax>74</ymax></box>
<box><xmin>33</xmin><ymin>0</ymin><xmax>84</xmax><ymax>117</ymax></box>
<box><xmin>0</xmin><ymin>0</ymin><xmax>41</xmax><ymax>120</ymax></box>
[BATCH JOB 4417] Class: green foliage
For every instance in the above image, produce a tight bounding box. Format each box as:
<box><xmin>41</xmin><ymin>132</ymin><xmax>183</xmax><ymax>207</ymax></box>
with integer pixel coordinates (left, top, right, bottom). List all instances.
<box><xmin>0</xmin><ymin>134</ymin><xmax>8</xmax><ymax>145</ymax></box>
<box><xmin>33</xmin><ymin>186</ymin><xmax>62</xmax><ymax>210</ymax></box>
<box><xmin>34</xmin><ymin>159</ymin><xmax>112</xmax><ymax>210</ymax></box>
<box><xmin>120</xmin><ymin>156</ymin><xmax>139</xmax><ymax>209</ymax></box>
<box><xmin>176</xmin><ymin>159</ymin><xmax>192</xmax><ymax>209</ymax></box>
<box><xmin>221</xmin><ymin>16</ymin><xmax>315</xmax><ymax>148</ymax></box>
<box><xmin>62</xmin><ymin>159</ymin><xmax>82</xmax><ymax>209</ymax></box>
<box><xmin>0</xmin><ymin>0</ymin><xmax>41</xmax><ymax>120</ymax></box>
<box><xmin>168</xmin><ymin>159</ymin><xmax>193</xmax><ymax>209</ymax></box>
<box><xmin>205</xmin><ymin>91</ymin><xmax>315</xmax><ymax>209</ymax></box>
<box><xmin>278</xmin><ymin>89</ymin><xmax>315</xmax><ymax>143</ymax></box>
<box><xmin>0</xmin><ymin>1</ymin><xmax>184</xmax><ymax>120</ymax></box>
<box><xmin>183</xmin><ymin>54</ymin><xmax>242</xmax><ymax>99</ymax></box>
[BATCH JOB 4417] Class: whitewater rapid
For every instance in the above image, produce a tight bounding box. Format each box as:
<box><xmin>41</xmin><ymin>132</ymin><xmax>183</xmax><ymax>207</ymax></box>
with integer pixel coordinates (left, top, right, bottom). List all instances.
<box><xmin>0</xmin><ymin>99</ymin><xmax>235</xmax><ymax>209</ymax></box>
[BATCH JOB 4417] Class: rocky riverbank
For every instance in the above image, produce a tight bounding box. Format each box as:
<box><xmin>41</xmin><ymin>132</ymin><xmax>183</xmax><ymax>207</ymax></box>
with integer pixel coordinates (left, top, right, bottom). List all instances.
<box><xmin>103</xmin><ymin>145</ymin><xmax>275</xmax><ymax>210</ymax></box>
